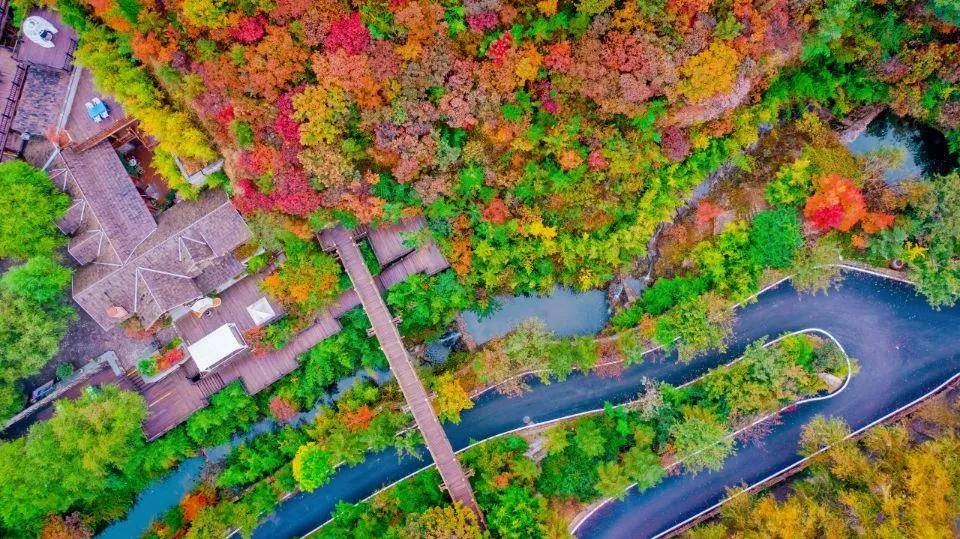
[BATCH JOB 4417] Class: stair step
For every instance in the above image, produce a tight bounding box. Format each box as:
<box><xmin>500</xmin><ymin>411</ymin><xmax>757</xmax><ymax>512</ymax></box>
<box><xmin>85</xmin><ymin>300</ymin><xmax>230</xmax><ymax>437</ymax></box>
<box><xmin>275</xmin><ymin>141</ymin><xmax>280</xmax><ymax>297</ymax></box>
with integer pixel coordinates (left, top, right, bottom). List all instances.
<box><xmin>196</xmin><ymin>373</ymin><xmax>225</xmax><ymax>399</ymax></box>
<box><xmin>127</xmin><ymin>373</ymin><xmax>146</xmax><ymax>390</ymax></box>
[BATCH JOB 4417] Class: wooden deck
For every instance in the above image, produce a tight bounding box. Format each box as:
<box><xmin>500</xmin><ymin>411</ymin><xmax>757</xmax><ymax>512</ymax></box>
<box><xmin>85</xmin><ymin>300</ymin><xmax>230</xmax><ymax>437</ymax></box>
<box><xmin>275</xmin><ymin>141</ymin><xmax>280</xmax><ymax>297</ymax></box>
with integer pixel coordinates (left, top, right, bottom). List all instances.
<box><xmin>131</xmin><ymin>219</ymin><xmax>450</xmax><ymax>440</ymax></box>
<box><xmin>366</xmin><ymin>217</ymin><xmax>424</xmax><ymax>266</ymax></box>
<box><xmin>330</xmin><ymin>226</ymin><xmax>482</xmax><ymax>518</ymax></box>
<box><xmin>14</xmin><ymin>8</ymin><xmax>75</xmax><ymax>71</ymax></box>
<box><xmin>219</xmin><ymin>314</ymin><xmax>342</xmax><ymax>394</ymax></box>
<box><xmin>141</xmin><ymin>368</ymin><xmax>206</xmax><ymax>440</ymax></box>
<box><xmin>174</xmin><ymin>275</ymin><xmax>285</xmax><ymax>345</ymax></box>
<box><xmin>378</xmin><ymin>241</ymin><xmax>449</xmax><ymax>289</ymax></box>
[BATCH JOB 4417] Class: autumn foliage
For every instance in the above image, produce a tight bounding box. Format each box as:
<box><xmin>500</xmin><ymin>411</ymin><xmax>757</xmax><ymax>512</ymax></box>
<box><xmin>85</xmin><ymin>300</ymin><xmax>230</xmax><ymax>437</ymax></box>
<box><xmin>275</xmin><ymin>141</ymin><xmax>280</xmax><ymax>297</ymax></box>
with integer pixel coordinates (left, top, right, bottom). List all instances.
<box><xmin>179</xmin><ymin>487</ymin><xmax>216</xmax><ymax>523</ymax></box>
<box><xmin>803</xmin><ymin>174</ymin><xmax>893</xmax><ymax>234</ymax></box>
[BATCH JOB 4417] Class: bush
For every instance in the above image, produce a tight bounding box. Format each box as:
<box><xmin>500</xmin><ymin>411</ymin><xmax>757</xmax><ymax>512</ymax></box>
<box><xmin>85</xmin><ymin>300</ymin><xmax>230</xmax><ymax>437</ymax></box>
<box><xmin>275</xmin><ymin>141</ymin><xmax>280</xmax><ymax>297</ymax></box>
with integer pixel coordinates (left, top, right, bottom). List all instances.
<box><xmin>749</xmin><ymin>208</ymin><xmax>804</xmax><ymax>269</ymax></box>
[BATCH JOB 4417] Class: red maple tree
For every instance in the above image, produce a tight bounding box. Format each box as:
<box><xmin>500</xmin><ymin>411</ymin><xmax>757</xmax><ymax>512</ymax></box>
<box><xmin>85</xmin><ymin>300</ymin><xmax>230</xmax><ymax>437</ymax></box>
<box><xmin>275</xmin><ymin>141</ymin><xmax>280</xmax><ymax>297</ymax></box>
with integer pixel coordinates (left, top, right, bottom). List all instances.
<box><xmin>803</xmin><ymin>173</ymin><xmax>867</xmax><ymax>232</ymax></box>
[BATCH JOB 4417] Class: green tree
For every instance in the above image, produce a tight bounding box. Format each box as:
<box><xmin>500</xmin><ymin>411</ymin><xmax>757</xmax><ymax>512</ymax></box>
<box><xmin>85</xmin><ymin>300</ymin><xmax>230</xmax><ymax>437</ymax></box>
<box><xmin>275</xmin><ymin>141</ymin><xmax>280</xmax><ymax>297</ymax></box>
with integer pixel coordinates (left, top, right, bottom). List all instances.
<box><xmin>536</xmin><ymin>445</ymin><xmax>599</xmax><ymax>501</ymax></box>
<box><xmin>749</xmin><ymin>208</ymin><xmax>804</xmax><ymax>269</ymax></box>
<box><xmin>487</xmin><ymin>486</ymin><xmax>546</xmax><ymax>539</ymax></box>
<box><xmin>185</xmin><ymin>382</ymin><xmax>258</xmax><ymax>446</ymax></box>
<box><xmin>0</xmin><ymin>161</ymin><xmax>69</xmax><ymax>259</ymax></box>
<box><xmin>474</xmin><ymin>318</ymin><xmax>554</xmax><ymax>394</ymax></box>
<box><xmin>931</xmin><ymin>0</ymin><xmax>960</xmax><ymax>25</ymax></box>
<box><xmin>0</xmin><ymin>386</ymin><xmax>146</xmax><ymax>533</ymax></box>
<box><xmin>1</xmin><ymin>256</ymin><xmax>73</xmax><ymax>304</ymax></box>
<box><xmin>654</xmin><ymin>293</ymin><xmax>734</xmax><ymax>362</ymax></box>
<box><xmin>573</xmin><ymin>420</ymin><xmax>605</xmax><ymax>458</ymax></box>
<box><xmin>789</xmin><ymin>236</ymin><xmax>842</xmax><ymax>295</ymax></box>
<box><xmin>0</xmin><ymin>287</ymin><xmax>72</xmax><ymax>383</ymax></box>
<box><xmin>670</xmin><ymin>406</ymin><xmax>734</xmax><ymax>473</ymax></box>
<box><xmin>911</xmin><ymin>173</ymin><xmax>960</xmax><ymax>308</ymax></box>
<box><xmin>0</xmin><ymin>383</ymin><xmax>23</xmax><ymax>422</ymax></box>
<box><xmin>292</xmin><ymin>443</ymin><xmax>335</xmax><ymax>492</ymax></box>
<box><xmin>621</xmin><ymin>445</ymin><xmax>665</xmax><ymax>491</ymax></box>
<box><xmin>594</xmin><ymin>460</ymin><xmax>631</xmax><ymax>499</ymax></box>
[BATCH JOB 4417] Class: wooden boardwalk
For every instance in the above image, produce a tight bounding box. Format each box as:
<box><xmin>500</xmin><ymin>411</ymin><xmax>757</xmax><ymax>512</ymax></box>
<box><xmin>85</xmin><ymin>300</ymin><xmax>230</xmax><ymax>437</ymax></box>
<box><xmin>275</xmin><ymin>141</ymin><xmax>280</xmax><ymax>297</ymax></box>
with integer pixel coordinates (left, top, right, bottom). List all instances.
<box><xmin>329</xmin><ymin>226</ymin><xmax>482</xmax><ymax>518</ymax></box>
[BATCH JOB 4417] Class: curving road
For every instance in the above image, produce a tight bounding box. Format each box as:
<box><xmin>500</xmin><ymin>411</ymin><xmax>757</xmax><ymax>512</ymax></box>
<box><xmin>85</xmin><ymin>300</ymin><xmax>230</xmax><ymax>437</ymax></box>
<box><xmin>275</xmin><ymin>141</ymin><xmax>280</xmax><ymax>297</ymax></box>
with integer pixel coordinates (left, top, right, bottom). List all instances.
<box><xmin>253</xmin><ymin>270</ymin><xmax>960</xmax><ymax>539</ymax></box>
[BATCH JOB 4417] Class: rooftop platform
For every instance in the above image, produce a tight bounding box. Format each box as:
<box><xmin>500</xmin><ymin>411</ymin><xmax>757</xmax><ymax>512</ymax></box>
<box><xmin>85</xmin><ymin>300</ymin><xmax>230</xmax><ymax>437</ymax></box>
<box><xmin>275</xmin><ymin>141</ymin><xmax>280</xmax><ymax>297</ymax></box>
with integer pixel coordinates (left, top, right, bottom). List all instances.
<box><xmin>14</xmin><ymin>8</ymin><xmax>75</xmax><ymax>71</ymax></box>
<box><xmin>63</xmin><ymin>68</ymin><xmax>128</xmax><ymax>150</ymax></box>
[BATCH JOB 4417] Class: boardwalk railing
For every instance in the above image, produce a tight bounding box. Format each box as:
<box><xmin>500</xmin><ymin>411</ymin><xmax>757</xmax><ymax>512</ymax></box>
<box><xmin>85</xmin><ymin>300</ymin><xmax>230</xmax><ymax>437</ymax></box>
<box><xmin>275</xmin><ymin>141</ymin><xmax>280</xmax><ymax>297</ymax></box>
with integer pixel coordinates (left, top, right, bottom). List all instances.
<box><xmin>0</xmin><ymin>61</ymin><xmax>24</xmax><ymax>161</ymax></box>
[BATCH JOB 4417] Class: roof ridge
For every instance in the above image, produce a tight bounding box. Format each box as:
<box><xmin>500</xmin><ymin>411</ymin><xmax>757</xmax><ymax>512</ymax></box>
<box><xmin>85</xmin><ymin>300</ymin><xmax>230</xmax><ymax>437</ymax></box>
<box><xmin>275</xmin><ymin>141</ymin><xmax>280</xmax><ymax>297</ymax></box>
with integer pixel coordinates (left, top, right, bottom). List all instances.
<box><xmin>121</xmin><ymin>197</ymin><xmax>231</xmax><ymax>265</ymax></box>
<box><xmin>77</xmin><ymin>195</ymin><xmax>234</xmax><ymax>290</ymax></box>
<box><xmin>58</xmin><ymin>153</ymin><xmax>127</xmax><ymax>268</ymax></box>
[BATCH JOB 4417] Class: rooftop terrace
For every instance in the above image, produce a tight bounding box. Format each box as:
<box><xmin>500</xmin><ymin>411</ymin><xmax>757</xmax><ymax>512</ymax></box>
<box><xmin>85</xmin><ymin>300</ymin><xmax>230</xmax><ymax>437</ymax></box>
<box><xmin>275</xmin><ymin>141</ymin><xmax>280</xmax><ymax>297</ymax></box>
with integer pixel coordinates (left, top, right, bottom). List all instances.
<box><xmin>14</xmin><ymin>8</ymin><xmax>75</xmax><ymax>71</ymax></box>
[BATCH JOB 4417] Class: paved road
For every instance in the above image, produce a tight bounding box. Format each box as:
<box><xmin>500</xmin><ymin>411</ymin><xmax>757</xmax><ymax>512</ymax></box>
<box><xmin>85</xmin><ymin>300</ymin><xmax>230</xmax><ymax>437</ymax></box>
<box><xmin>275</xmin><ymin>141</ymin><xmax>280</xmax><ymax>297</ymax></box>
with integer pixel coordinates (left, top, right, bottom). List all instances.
<box><xmin>576</xmin><ymin>271</ymin><xmax>960</xmax><ymax>538</ymax></box>
<box><xmin>253</xmin><ymin>271</ymin><xmax>960</xmax><ymax>538</ymax></box>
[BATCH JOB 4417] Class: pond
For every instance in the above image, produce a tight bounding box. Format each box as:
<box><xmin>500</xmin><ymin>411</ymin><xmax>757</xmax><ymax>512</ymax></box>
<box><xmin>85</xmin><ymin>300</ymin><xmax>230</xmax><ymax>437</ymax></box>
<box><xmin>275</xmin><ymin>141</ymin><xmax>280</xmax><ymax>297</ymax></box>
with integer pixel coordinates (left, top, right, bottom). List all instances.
<box><xmin>846</xmin><ymin>111</ymin><xmax>956</xmax><ymax>183</ymax></box>
<box><xmin>462</xmin><ymin>286</ymin><xmax>609</xmax><ymax>345</ymax></box>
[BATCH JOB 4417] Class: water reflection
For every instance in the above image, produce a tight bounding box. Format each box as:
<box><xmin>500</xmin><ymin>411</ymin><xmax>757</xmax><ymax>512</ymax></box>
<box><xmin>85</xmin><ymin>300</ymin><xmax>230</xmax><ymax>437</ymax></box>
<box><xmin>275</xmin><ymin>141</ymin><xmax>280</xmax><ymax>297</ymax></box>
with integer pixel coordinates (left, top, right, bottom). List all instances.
<box><xmin>462</xmin><ymin>286</ymin><xmax>609</xmax><ymax>345</ymax></box>
<box><xmin>847</xmin><ymin>111</ymin><xmax>956</xmax><ymax>183</ymax></box>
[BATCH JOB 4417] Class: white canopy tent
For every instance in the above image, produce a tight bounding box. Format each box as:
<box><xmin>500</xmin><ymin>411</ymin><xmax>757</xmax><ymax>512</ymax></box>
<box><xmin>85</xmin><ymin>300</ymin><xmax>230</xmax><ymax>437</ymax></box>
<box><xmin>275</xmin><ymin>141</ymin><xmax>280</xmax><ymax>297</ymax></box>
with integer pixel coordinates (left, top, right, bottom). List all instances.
<box><xmin>246</xmin><ymin>297</ymin><xmax>277</xmax><ymax>326</ymax></box>
<box><xmin>187</xmin><ymin>323</ymin><xmax>247</xmax><ymax>373</ymax></box>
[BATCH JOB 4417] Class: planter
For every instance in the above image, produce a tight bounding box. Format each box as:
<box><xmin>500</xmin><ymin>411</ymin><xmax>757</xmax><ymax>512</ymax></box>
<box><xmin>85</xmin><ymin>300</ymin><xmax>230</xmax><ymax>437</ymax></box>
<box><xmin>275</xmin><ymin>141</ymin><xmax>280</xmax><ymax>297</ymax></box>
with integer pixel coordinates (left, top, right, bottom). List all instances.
<box><xmin>890</xmin><ymin>258</ymin><xmax>905</xmax><ymax>271</ymax></box>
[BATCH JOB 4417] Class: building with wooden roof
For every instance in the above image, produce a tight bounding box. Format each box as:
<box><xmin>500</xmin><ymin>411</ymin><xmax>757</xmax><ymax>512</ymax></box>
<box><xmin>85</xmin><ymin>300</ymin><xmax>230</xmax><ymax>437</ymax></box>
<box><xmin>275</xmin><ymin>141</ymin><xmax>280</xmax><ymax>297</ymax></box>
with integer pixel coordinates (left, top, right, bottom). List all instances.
<box><xmin>64</xmin><ymin>187</ymin><xmax>251</xmax><ymax>330</ymax></box>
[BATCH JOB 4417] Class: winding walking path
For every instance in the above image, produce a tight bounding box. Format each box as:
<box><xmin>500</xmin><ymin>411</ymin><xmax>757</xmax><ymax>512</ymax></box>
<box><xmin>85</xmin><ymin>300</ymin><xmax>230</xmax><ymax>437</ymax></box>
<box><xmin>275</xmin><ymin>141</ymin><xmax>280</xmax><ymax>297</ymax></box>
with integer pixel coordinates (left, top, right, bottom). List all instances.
<box><xmin>252</xmin><ymin>270</ymin><xmax>960</xmax><ymax>538</ymax></box>
<box><xmin>328</xmin><ymin>226</ymin><xmax>482</xmax><ymax>518</ymax></box>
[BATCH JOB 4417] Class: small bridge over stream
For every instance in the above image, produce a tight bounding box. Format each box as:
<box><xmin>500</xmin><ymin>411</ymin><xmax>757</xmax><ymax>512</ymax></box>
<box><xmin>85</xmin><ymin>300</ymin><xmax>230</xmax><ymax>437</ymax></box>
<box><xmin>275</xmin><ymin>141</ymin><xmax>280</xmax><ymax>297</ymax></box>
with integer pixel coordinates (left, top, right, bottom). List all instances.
<box><xmin>325</xmin><ymin>225</ymin><xmax>483</xmax><ymax>519</ymax></box>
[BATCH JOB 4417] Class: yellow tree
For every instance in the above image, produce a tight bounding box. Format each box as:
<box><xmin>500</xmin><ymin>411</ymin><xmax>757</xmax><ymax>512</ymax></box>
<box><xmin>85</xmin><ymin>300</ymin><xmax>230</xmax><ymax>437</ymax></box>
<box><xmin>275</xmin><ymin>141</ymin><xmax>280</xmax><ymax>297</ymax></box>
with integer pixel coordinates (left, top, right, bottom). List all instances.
<box><xmin>431</xmin><ymin>372</ymin><xmax>474</xmax><ymax>424</ymax></box>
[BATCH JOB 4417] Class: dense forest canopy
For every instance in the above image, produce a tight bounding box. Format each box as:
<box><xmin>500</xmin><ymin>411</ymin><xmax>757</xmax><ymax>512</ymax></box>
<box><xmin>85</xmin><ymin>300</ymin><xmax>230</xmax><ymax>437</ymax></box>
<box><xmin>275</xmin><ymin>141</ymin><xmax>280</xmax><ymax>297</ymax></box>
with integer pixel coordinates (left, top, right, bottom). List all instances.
<box><xmin>42</xmin><ymin>0</ymin><xmax>958</xmax><ymax>296</ymax></box>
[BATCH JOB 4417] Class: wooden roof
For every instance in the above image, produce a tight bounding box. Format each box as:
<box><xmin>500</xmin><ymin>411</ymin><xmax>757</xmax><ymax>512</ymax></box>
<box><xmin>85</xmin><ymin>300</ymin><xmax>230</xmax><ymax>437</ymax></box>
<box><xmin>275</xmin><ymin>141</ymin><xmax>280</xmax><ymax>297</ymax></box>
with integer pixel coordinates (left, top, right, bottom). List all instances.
<box><xmin>72</xmin><ymin>189</ymin><xmax>252</xmax><ymax>329</ymax></box>
<box><xmin>59</xmin><ymin>141</ymin><xmax>157</xmax><ymax>262</ymax></box>
<box><xmin>12</xmin><ymin>65</ymin><xmax>68</xmax><ymax>135</ymax></box>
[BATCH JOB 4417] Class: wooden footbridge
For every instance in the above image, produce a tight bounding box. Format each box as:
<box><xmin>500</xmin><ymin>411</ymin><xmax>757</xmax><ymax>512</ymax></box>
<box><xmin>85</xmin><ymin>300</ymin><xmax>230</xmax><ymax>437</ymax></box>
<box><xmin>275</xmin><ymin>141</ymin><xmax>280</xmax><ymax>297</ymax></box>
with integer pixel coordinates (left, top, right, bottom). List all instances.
<box><xmin>326</xmin><ymin>226</ymin><xmax>483</xmax><ymax>518</ymax></box>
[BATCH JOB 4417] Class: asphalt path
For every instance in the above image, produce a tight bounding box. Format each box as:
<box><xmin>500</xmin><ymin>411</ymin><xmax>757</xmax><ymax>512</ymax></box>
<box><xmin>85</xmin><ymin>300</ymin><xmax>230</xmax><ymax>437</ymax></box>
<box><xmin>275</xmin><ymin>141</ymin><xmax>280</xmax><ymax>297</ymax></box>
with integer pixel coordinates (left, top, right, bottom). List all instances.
<box><xmin>253</xmin><ymin>270</ymin><xmax>960</xmax><ymax>539</ymax></box>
